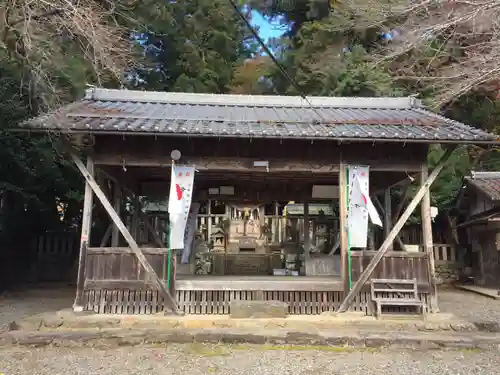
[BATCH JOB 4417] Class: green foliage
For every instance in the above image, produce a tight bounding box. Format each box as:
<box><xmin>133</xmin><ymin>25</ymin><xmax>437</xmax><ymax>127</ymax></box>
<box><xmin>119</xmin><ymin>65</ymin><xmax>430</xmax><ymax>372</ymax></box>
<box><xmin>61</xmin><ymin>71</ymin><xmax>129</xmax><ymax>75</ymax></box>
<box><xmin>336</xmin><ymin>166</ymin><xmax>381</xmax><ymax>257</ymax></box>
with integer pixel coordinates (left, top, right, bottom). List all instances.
<box><xmin>0</xmin><ymin>0</ymin><xmax>256</xmax><ymax>239</ymax></box>
<box><xmin>132</xmin><ymin>0</ymin><xmax>254</xmax><ymax>93</ymax></box>
<box><xmin>267</xmin><ymin>12</ymin><xmax>402</xmax><ymax>97</ymax></box>
<box><xmin>428</xmin><ymin>146</ymin><xmax>471</xmax><ymax>210</ymax></box>
<box><xmin>247</xmin><ymin>0</ymin><xmax>331</xmax><ymax>37</ymax></box>
<box><xmin>0</xmin><ymin>52</ymin><xmax>86</xmax><ymax>232</ymax></box>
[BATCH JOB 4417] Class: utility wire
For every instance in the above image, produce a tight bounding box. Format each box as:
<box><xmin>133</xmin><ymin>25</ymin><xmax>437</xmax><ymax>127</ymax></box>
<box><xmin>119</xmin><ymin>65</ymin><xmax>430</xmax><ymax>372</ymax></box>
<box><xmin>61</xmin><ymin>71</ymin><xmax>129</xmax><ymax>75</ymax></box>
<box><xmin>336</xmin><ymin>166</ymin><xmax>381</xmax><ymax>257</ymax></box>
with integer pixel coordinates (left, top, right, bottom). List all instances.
<box><xmin>227</xmin><ymin>0</ymin><xmax>329</xmax><ymax>122</ymax></box>
<box><xmin>228</xmin><ymin>0</ymin><xmax>304</xmax><ymax>98</ymax></box>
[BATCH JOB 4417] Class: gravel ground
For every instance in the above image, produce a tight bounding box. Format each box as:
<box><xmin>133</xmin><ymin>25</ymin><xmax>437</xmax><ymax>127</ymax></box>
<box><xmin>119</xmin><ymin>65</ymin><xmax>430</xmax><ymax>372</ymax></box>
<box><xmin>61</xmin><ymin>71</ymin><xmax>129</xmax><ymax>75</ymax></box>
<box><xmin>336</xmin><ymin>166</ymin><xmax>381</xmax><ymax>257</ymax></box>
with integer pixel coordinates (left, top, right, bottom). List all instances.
<box><xmin>0</xmin><ymin>285</ymin><xmax>73</xmax><ymax>330</ymax></box>
<box><xmin>439</xmin><ymin>289</ymin><xmax>500</xmax><ymax>323</ymax></box>
<box><xmin>1</xmin><ymin>344</ymin><xmax>499</xmax><ymax>375</ymax></box>
<box><xmin>1</xmin><ymin>287</ymin><xmax>500</xmax><ymax>374</ymax></box>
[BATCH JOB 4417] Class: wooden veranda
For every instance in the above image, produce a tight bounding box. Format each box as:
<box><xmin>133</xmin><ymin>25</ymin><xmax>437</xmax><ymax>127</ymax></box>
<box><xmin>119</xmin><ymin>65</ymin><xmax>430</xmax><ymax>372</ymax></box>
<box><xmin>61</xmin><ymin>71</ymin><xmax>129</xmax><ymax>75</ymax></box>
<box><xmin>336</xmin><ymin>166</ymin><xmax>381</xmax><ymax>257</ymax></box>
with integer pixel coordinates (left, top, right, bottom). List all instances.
<box><xmin>20</xmin><ymin>89</ymin><xmax>497</xmax><ymax>316</ymax></box>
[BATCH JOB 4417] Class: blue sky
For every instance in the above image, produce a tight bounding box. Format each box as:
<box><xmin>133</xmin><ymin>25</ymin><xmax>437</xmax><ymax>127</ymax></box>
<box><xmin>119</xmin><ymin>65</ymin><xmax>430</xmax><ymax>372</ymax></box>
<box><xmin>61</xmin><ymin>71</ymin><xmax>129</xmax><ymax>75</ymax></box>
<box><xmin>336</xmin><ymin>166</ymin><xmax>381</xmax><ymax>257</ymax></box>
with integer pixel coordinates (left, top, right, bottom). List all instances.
<box><xmin>251</xmin><ymin>11</ymin><xmax>286</xmax><ymax>41</ymax></box>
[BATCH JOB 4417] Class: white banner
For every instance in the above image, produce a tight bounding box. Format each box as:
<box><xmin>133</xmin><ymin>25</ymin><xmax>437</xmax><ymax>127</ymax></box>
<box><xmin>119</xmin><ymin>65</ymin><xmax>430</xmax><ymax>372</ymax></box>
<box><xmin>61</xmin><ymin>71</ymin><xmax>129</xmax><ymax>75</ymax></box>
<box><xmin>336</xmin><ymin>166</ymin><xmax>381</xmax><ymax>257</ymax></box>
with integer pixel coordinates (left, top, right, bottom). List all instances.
<box><xmin>347</xmin><ymin>165</ymin><xmax>383</xmax><ymax>249</ymax></box>
<box><xmin>356</xmin><ymin>177</ymin><xmax>383</xmax><ymax>227</ymax></box>
<box><xmin>347</xmin><ymin>166</ymin><xmax>370</xmax><ymax>248</ymax></box>
<box><xmin>182</xmin><ymin>202</ymin><xmax>200</xmax><ymax>264</ymax></box>
<box><xmin>168</xmin><ymin>165</ymin><xmax>195</xmax><ymax>249</ymax></box>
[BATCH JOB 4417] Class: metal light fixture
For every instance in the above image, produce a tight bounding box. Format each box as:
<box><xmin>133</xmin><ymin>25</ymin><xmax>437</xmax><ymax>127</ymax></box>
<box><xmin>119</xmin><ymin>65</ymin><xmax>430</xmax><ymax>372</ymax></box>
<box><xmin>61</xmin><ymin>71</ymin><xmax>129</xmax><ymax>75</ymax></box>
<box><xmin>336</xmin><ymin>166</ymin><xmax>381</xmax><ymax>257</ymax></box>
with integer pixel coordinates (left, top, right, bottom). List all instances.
<box><xmin>170</xmin><ymin>149</ymin><xmax>181</xmax><ymax>161</ymax></box>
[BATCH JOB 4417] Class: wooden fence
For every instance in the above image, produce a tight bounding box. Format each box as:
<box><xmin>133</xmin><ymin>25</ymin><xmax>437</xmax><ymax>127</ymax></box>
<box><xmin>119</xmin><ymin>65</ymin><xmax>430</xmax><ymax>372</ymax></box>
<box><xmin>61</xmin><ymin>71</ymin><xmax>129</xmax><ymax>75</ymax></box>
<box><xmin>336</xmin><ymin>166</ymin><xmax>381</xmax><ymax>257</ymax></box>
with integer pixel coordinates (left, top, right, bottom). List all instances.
<box><xmin>28</xmin><ymin>231</ymin><xmax>79</xmax><ymax>283</ymax></box>
<box><xmin>350</xmin><ymin>251</ymin><xmax>429</xmax><ymax>288</ymax></box>
<box><xmin>26</xmin><ymin>229</ymin><xmax>459</xmax><ymax>283</ymax></box>
<box><xmin>432</xmin><ymin>244</ymin><xmax>459</xmax><ymax>265</ymax></box>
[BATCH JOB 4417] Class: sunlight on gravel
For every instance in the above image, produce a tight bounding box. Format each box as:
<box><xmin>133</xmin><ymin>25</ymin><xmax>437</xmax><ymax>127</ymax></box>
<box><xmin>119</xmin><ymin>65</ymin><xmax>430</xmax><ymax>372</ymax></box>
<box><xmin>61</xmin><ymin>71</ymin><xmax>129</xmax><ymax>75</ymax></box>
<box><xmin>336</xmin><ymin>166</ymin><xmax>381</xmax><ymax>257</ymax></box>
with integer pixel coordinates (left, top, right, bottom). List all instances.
<box><xmin>439</xmin><ymin>289</ymin><xmax>500</xmax><ymax>323</ymax></box>
<box><xmin>1</xmin><ymin>287</ymin><xmax>500</xmax><ymax>374</ymax></box>
<box><xmin>0</xmin><ymin>285</ymin><xmax>73</xmax><ymax>330</ymax></box>
<box><xmin>0</xmin><ymin>344</ymin><xmax>499</xmax><ymax>375</ymax></box>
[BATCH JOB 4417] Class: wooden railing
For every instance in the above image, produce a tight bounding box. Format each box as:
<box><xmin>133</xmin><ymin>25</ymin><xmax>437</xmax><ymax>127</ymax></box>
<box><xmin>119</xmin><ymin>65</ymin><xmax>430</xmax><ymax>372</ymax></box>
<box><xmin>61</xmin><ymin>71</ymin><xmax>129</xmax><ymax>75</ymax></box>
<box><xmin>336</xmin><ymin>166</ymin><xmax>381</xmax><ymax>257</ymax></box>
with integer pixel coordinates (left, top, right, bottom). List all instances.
<box><xmin>29</xmin><ymin>231</ymin><xmax>79</xmax><ymax>282</ymax></box>
<box><xmin>25</xmin><ymin>228</ymin><xmax>459</xmax><ymax>285</ymax></box>
<box><xmin>431</xmin><ymin>244</ymin><xmax>459</xmax><ymax>265</ymax></box>
<box><xmin>350</xmin><ymin>244</ymin><xmax>459</xmax><ymax>289</ymax></box>
<box><xmin>350</xmin><ymin>251</ymin><xmax>430</xmax><ymax>287</ymax></box>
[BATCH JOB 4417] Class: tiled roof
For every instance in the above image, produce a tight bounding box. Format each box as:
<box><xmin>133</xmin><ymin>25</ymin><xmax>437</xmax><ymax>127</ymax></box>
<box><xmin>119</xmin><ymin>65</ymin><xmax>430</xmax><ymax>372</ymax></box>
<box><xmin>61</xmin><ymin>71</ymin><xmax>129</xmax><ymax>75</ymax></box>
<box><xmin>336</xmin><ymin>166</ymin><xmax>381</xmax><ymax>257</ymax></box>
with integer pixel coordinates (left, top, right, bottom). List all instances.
<box><xmin>467</xmin><ymin>172</ymin><xmax>500</xmax><ymax>201</ymax></box>
<box><xmin>22</xmin><ymin>88</ymin><xmax>498</xmax><ymax>144</ymax></box>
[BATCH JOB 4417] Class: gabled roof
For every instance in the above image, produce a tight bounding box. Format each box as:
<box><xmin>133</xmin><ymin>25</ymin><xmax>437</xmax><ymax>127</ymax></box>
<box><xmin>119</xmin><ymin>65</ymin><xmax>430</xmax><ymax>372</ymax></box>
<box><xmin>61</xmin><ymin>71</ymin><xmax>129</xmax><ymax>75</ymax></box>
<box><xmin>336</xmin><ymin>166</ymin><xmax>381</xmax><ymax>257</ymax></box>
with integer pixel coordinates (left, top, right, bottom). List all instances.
<box><xmin>466</xmin><ymin>171</ymin><xmax>500</xmax><ymax>202</ymax></box>
<box><xmin>21</xmin><ymin>88</ymin><xmax>498</xmax><ymax>144</ymax></box>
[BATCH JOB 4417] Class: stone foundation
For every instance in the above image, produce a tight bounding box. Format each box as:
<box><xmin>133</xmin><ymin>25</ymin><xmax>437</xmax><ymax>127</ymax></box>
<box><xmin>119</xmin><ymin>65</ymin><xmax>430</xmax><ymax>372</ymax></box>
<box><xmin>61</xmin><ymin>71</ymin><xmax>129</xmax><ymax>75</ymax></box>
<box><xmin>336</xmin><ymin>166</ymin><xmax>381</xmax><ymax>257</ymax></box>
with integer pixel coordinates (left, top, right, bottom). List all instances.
<box><xmin>435</xmin><ymin>264</ymin><xmax>460</xmax><ymax>285</ymax></box>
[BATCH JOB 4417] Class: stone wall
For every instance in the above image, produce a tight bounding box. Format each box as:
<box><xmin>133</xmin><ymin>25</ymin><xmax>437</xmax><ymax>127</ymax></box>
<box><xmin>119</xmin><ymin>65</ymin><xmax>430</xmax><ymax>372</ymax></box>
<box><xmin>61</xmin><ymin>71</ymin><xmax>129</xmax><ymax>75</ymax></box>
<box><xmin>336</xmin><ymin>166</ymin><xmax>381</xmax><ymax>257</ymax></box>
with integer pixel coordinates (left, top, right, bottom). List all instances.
<box><xmin>435</xmin><ymin>263</ymin><xmax>460</xmax><ymax>285</ymax></box>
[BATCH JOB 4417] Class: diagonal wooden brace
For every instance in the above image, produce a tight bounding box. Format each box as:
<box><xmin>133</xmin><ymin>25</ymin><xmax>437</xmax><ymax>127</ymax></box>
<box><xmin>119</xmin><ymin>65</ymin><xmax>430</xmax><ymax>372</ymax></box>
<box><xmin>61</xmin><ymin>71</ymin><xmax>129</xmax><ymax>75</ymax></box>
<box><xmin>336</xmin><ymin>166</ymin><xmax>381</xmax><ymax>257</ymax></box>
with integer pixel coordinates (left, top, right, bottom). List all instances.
<box><xmin>143</xmin><ymin>216</ymin><xmax>166</xmax><ymax>248</ymax></box>
<box><xmin>71</xmin><ymin>153</ymin><xmax>181</xmax><ymax>315</ymax></box>
<box><xmin>372</xmin><ymin>196</ymin><xmax>407</xmax><ymax>251</ymax></box>
<box><xmin>337</xmin><ymin>146</ymin><xmax>456</xmax><ymax>313</ymax></box>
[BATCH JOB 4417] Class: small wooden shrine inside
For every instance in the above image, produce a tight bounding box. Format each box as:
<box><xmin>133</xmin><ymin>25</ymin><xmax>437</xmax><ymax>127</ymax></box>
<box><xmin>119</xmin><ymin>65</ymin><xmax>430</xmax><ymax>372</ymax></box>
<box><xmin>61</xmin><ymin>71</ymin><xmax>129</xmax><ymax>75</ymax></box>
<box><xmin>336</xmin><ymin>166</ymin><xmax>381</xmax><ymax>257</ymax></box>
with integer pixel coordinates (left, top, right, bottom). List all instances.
<box><xmin>21</xmin><ymin>88</ymin><xmax>497</xmax><ymax>316</ymax></box>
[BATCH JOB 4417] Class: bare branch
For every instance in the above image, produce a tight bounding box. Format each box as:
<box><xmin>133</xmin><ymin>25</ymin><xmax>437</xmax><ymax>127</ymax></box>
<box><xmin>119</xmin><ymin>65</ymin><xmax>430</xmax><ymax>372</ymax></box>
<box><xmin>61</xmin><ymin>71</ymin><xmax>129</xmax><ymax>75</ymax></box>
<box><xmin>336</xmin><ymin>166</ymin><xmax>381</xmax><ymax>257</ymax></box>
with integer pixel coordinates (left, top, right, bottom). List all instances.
<box><xmin>333</xmin><ymin>0</ymin><xmax>500</xmax><ymax>105</ymax></box>
<box><xmin>1</xmin><ymin>0</ymin><xmax>134</xmax><ymax>110</ymax></box>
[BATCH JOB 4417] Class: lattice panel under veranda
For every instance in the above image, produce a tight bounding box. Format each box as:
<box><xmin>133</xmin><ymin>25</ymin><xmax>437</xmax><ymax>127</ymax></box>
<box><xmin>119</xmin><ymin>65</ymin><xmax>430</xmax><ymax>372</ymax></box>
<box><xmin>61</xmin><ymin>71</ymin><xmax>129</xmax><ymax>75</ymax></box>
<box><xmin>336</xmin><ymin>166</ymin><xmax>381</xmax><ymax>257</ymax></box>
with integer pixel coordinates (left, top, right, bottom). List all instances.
<box><xmin>83</xmin><ymin>289</ymin><xmax>429</xmax><ymax>315</ymax></box>
<box><xmin>177</xmin><ymin>290</ymin><xmax>347</xmax><ymax>315</ymax></box>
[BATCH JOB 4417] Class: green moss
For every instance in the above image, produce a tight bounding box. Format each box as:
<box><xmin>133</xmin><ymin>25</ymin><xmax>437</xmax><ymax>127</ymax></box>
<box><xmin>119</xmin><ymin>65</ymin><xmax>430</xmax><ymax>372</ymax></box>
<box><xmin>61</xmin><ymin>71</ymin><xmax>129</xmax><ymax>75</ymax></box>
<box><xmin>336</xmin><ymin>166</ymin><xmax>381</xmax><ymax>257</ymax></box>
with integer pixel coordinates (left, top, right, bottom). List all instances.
<box><xmin>231</xmin><ymin>344</ymin><xmax>380</xmax><ymax>353</ymax></box>
<box><xmin>185</xmin><ymin>343</ymin><xmax>231</xmax><ymax>357</ymax></box>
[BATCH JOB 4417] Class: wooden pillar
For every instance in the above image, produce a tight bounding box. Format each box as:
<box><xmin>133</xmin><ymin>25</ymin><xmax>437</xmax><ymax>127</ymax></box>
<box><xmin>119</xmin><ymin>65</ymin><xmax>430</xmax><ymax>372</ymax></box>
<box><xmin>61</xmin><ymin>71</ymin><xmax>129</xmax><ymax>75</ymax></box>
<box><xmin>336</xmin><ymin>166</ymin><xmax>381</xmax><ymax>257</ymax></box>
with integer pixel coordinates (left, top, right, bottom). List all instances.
<box><xmin>303</xmin><ymin>199</ymin><xmax>310</xmax><ymax>261</ymax></box>
<box><xmin>207</xmin><ymin>199</ymin><xmax>212</xmax><ymax>241</ymax></box>
<box><xmin>274</xmin><ymin>202</ymin><xmax>279</xmax><ymax>244</ymax></box>
<box><xmin>421</xmin><ymin>162</ymin><xmax>439</xmax><ymax>312</ymax></box>
<box><xmin>111</xmin><ymin>182</ymin><xmax>122</xmax><ymax>247</ymax></box>
<box><xmin>99</xmin><ymin>225</ymin><xmax>112</xmax><ymax>247</ymax></box>
<box><xmin>373</xmin><ymin>196</ymin><xmax>407</xmax><ymax>252</ymax></box>
<box><xmin>384</xmin><ymin>188</ymin><xmax>393</xmax><ymax>250</ymax></box>
<box><xmin>131</xmin><ymin>196</ymin><xmax>140</xmax><ymax>242</ymax></box>
<box><xmin>339</xmin><ymin>162</ymin><xmax>349</xmax><ymax>291</ymax></box>
<box><xmin>73</xmin><ymin>156</ymin><xmax>94</xmax><ymax>312</ymax></box>
<box><xmin>368</xmin><ymin>226</ymin><xmax>375</xmax><ymax>250</ymax></box>
<box><xmin>170</xmin><ymin>249</ymin><xmax>177</xmax><ymax>296</ymax></box>
<box><xmin>477</xmin><ymin>244</ymin><xmax>485</xmax><ymax>285</ymax></box>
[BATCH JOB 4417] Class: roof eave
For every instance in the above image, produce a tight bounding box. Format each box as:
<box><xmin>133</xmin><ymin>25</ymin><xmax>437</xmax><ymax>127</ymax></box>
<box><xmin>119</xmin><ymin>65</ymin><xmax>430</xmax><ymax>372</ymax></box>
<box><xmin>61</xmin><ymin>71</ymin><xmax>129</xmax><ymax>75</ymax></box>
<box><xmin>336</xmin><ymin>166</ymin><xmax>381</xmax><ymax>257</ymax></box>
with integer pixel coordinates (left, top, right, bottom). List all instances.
<box><xmin>83</xmin><ymin>87</ymin><xmax>422</xmax><ymax>109</ymax></box>
<box><xmin>13</xmin><ymin>128</ymin><xmax>498</xmax><ymax>145</ymax></box>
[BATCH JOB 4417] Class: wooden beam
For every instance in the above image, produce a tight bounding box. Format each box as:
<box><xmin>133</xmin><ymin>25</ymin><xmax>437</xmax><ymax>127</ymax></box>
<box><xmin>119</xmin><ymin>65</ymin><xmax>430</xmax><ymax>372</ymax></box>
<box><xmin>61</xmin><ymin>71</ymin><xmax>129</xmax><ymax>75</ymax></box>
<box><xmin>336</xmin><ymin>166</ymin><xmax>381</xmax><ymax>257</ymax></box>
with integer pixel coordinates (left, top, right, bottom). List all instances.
<box><xmin>421</xmin><ymin>161</ymin><xmax>439</xmax><ymax>313</ymax></box>
<box><xmin>70</xmin><ymin>152</ymin><xmax>181</xmax><ymax>314</ymax></box>
<box><xmin>143</xmin><ymin>214</ymin><xmax>165</xmax><ymax>248</ymax></box>
<box><xmin>207</xmin><ymin>199</ymin><xmax>212</xmax><ymax>240</ymax></box>
<box><xmin>100</xmin><ymin>224</ymin><xmax>112</xmax><ymax>247</ymax></box>
<box><xmin>131</xmin><ymin>196</ymin><xmax>140</xmax><ymax>241</ymax></box>
<box><xmin>384</xmin><ymin>188</ymin><xmax>393</xmax><ymax>250</ymax></box>
<box><xmin>94</xmin><ymin>155</ymin><xmax>421</xmax><ymax>172</ymax></box>
<box><xmin>191</xmin><ymin>189</ymin><xmax>312</xmax><ymax>204</ymax></box>
<box><xmin>170</xmin><ymin>249</ymin><xmax>177</xmax><ymax>296</ymax></box>
<box><xmin>111</xmin><ymin>181</ymin><xmax>122</xmax><ymax>247</ymax></box>
<box><xmin>339</xmin><ymin>162</ymin><xmax>349</xmax><ymax>290</ymax></box>
<box><xmin>392</xmin><ymin>181</ymin><xmax>412</xmax><ymax>226</ymax></box>
<box><xmin>84</xmin><ymin>278</ymin><xmax>345</xmax><ymax>292</ymax></box>
<box><xmin>274</xmin><ymin>202</ymin><xmax>280</xmax><ymax>243</ymax></box>
<box><xmin>373</xmin><ymin>196</ymin><xmax>406</xmax><ymax>251</ymax></box>
<box><xmin>73</xmin><ymin>156</ymin><xmax>94</xmax><ymax>312</ymax></box>
<box><xmin>303</xmin><ymin>199</ymin><xmax>310</xmax><ymax>262</ymax></box>
<box><xmin>97</xmin><ymin>168</ymin><xmax>136</xmax><ymax>197</ymax></box>
<box><xmin>87</xmin><ymin>247</ymin><xmax>169</xmax><ymax>255</ymax></box>
<box><xmin>337</xmin><ymin>146</ymin><xmax>455</xmax><ymax>313</ymax></box>
<box><xmin>372</xmin><ymin>173</ymin><xmax>418</xmax><ymax>196</ymax></box>
<box><xmin>392</xmin><ymin>182</ymin><xmax>412</xmax><ymax>251</ymax></box>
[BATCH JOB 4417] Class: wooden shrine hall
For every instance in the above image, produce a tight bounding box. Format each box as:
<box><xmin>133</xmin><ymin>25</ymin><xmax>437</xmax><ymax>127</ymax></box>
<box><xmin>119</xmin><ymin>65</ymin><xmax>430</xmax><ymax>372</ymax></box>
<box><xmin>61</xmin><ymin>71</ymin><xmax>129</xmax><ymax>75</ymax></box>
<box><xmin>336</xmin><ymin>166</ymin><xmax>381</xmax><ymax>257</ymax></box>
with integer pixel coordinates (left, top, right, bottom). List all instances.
<box><xmin>21</xmin><ymin>88</ymin><xmax>497</xmax><ymax>316</ymax></box>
